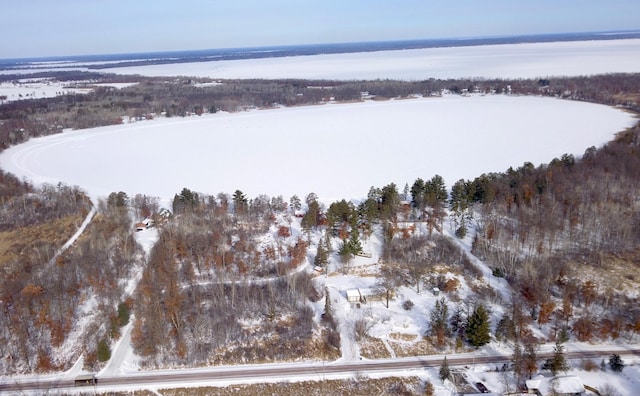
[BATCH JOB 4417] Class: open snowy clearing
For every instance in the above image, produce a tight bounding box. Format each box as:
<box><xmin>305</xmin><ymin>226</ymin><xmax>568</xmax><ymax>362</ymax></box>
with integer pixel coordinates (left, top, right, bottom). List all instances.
<box><xmin>100</xmin><ymin>39</ymin><xmax>640</xmax><ymax>80</ymax></box>
<box><xmin>0</xmin><ymin>80</ymin><xmax>138</xmax><ymax>103</ymax></box>
<box><xmin>0</xmin><ymin>94</ymin><xmax>635</xmax><ymax>205</ymax></box>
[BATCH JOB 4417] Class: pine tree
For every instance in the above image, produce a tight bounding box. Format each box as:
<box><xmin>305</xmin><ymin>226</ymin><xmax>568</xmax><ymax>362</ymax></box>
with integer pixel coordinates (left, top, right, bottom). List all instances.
<box><xmin>609</xmin><ymin>354</ymin><xmax>625</xmax><ymax>372</ymax></box>
<box><xmin>289</xmin><ymin>194</ymin><xmax>301</xmax><ymax>213</ymax></box>
<box><xmin>429</xmin><ymin>297</ymin><xmax>450</xmax><ymax>347</ymax></box>
<box><xmin>439</xmin><ymin>356</ymin><xmax>451</xmax><ymax>382</ymax></box>
<box><xmin>301</xmin><ymin>199</ymin><xmax>321</xmax><ymax>232</ymax></box>
<box><xmin>410</xmin><ymin>178</ymin><xmax>426</xmax><ymax>210</ymax></box>
<box><xmin>466</xmin><ymin>304</ymin><xmax>491</xmax><ymax>347</ymax></box>
<box><xmin>314</xmin><ymin>242</ymin><xmax>328</xmax><ymax>267</ymax></box>
<box><xmin>347</xmin><ymin>223</ymin><xmax>363</xmax><ymax>255</ymax></box>
<box><xmin>232</xmin><ymin>189</ymin><xmax>248</xmax><ymax>215</ymax></box>
<box><xmin>424</xmin><ymin>174</ymin><xmax>447</xmax><ymax>207</ymax></box>
<box><xmin>97</xmin><ymin>339</ymin><xmax>111</xmax><ymax>362</ymax></box>
<box><xmin>543</xmin><ymin>340</ymin><xmax>569</xmax><ymax>376</ymax></box>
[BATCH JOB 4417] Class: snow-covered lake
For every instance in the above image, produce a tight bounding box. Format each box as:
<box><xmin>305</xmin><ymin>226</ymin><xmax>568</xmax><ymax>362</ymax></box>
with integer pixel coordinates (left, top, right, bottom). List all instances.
<box><xmin>102</xmin><ymin>39</ymin><xmax>640</xmax><ymax>80</ymax></box>
<box><xmin>0</xmin><ymin>95</ymin><xmax>635</xmax><ymax>205</ymax></box>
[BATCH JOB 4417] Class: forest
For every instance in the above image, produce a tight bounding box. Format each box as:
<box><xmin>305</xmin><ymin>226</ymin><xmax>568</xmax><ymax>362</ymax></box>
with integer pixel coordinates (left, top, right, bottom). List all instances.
<box><xmin>0</xmin><ymin>72</ymin><xmax>639</xmax><ymax>375</ymax></box>
<box><xmin>1</xmin><ymin>72</ymin><xmax>639</xmax><ymax>150</ymax></box>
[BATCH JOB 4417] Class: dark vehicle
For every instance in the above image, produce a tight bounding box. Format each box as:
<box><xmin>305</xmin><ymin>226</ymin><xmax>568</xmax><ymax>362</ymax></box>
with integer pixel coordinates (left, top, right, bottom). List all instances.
<box><xmin>74</xmin><ymin>373</ymin><xmax>97</xmax><ymax>386</ymax></box>
<box><xmin>475</xmin><ymin>382</ymin><xmax>489</xmax><ymax>393</ymax></box>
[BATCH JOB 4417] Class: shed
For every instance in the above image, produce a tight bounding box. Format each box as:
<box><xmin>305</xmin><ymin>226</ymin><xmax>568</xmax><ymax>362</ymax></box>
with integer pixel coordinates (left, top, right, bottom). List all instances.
<box><xmin>346</xmin><ymin>289</ymin><xmax>362</xmax><ymax>303</ymax></box>
<box><xmin>432</xmin><ymin>287</ymin><xmax>440</xmax><ymax>296</ymax></box>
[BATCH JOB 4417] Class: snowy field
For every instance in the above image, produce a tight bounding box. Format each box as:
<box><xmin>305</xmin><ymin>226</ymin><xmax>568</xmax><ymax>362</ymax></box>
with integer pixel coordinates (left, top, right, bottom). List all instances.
<box><xmin>0</xmin><ymin>80</ymin><xmax>137</xmax><ymax>103</ymax></box>
<box><xmin>100</xmin><ymin>39</ymin><xmax>640</xmax><ymax>80</ymax></box>
<box><xmin>0</xmin><ymin>79</ymin><xmax>93</xmax><ymax>102</ymax></box>
<box><xmin>0</xmin><ymin>95</ymin><xmax>635</xmax><ymax>205</ymax></box>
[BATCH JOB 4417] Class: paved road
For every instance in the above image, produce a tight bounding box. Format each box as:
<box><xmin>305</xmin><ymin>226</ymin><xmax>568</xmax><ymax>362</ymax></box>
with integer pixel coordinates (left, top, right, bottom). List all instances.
<box><xmin>2</xmin><ymin>348</ymin><xmax>639</xmax><ymax>393</ymax></box>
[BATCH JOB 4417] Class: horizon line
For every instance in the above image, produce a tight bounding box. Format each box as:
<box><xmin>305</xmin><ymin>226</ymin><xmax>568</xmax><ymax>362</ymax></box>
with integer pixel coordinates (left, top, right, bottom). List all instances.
<box><xmin>2</xmin><ymin>29</ymin><xmax>640</xmax><ymax>63</ymax></box>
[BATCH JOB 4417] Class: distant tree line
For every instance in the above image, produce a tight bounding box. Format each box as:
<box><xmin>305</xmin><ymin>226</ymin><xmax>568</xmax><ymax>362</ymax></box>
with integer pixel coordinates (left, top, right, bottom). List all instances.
<box><xmin>2</xmin><ymin>72</ymin><xmax>639</xmax><ymax>151</ymax></box>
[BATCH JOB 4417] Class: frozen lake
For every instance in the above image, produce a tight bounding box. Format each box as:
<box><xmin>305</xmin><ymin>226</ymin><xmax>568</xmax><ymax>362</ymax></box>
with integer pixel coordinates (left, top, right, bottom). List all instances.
<box><xmin>0</xmin><ymin>95</ymin><xmax>635</xmax><ymax>205</ymax></box>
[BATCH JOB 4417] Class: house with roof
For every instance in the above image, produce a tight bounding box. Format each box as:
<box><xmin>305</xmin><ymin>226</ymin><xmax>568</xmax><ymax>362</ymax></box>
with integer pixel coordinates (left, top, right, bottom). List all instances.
<box><xmin>550</xmin><ymin>376</ymin><xmax>585</xmax><ymax>396</ymax></box>
<box><xmin>345</xmin><ymin>289</ymin><xmax>366</xmax><ymax>306</ymax></box>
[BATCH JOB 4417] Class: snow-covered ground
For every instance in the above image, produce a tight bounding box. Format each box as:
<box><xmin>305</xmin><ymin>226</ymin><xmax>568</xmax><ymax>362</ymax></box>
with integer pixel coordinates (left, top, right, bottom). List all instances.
<box><xmin>99</xmin><ymin>39</ymin><xmax>640</xmax><ymax>80</ymax></box>
<box><xmin>0</xmin><ymin>94</ymin><xmax>634</xmax><ymax>206</ymax></box>
<box><xmin>0</xmin><ymin>79</ymin><xmax>92</xmax><ymax>102</ymax></box>
<box><xmin>2</xmin><ymin>38</ymin><xmax>640</xmax><ymax>395</ymax></box>
<box><xmin>0</xmin><ymin>80</ymin><xmax>138</xmax><ymax>103</ymax></box>
<box><xmin>3</xmin><ymin>39</ymin><xmax>639</xmax><ymax>81</ymax></box>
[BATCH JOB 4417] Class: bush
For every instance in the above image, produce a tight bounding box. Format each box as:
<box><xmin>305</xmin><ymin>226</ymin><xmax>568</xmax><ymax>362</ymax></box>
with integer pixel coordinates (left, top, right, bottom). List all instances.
<box><xmin>582</xmin><ymin>359</ymin><xmax>599</xmax><ymax>371</ymax></box>
<box><xmin>354</xmin><ymin>318</ymin><xmax>372</xmax><ymax>341</ymax></box>
<box><xmin>117</xmin><ymin>302</ymin><xmax>130</xmax><ymax>327</ymax></box>
<box><xmin>402</xmin><ymin>299</ymin><xmax>414</xmax><ymax>310</ymax></box>
<box><xmin>97</xmin><ymin>339</ymin><xmax>111</xmax><ymax>362</ymax></box>
<box><xmin>442</xmin><ymin>278</ymin><xmax>460</xmax><ymax>292</ymax></box>
<box><xmin>425</xmin><ymin>381</ymin><xmax>435</xmax><ymax>396</ymax></box>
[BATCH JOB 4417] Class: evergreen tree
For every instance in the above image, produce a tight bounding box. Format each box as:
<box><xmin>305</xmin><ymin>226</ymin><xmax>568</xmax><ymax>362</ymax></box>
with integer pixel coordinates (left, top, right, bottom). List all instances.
<box><xmin>466</xmin><ymin>304</ymin><xmax>491</xmax><ymax>347</ymax></box>
<box><xmin>379</xmin><ymin>183</ymin><xmax>400</xmax><ymax>220</ymax></box>
<box><xmin>172</xmin><ymin>187</ymin><xmax>199</xmax><ymax>214</ymax></box>
<box><xmin>542</xmin><ymin>340</ymin><xmax>569</xmax><ymax>376</ymax></box>
<box><xmin>449</xmin><ymin>304</ymin><xmax>466</xmax><ymax>338</ymax></box>
<box><xmin>410</xmin><ymin>178</ymin><xmax>426</xmax><ymax>210</ymax></box>
<box><xmin>289</xmin><ymin>194</ymin><xmax>301</xmax><ymax>213</ymax></box>
<box><xmin>314</xmin><ymin>241</ymin><xmax>328</xmax><ymax>267</ymax></box>
<box><xmin>449</xmin><ymin>179</ymin><xmax>471</xmax><ymax>213</ymax></box>
<box><xmin>327</xmin><ymin>199</ymin><xmax>355</xmax><ymax>236</ymax></box>
<box><xmin>424</xmin><ymin>174</ymin><xmax>447</xmax><ymax>207</ymax></box>
<box><xmin>107</xmin><ymin>191</ymin><xmax>129</xmax><ymax>208</ymax></box>
<box><xmin>232</xmin><ymin>189</ymin><xmax>248</xmax><ymax>215</ymax></box>
<box><xmin>495</xmin><ymin>313</ymin><xmax>516</xmax><ymax>341</ymax></box>
<box><xmin>439</xmin><ymin>356</ymin><xmax>451</xmax><ymax>382</ymax></box>
<box><xmin>609</xmin><ymin>354</ymin><xmax>625</xmax><ymax>372</ymax></box>
<box><xmin>97</xmin><ymin>339</ymin><xmax>111</xmax><ymax>362</ymax></box>
<box><xmin>117</xmin><ymin>302</ymin><xmax>130</xmax><ymax>327</ymax></box>
<box><xmin>357</xmin><ymin>197</ymin><xmax>378</xmax><ymax>235</ymax></box>
<box><xmin>347</xmin><ymin>223</ymin><xmax>363</xmax><ymax>255</ymax></box>
<box><xmin>429</xmin><ymin>297</ymin><xmax>450</xmax><ymax>347</ymax></box>
<box><xmin>301</xmin><ymin>199</ymin><xmax>321</xmax><ymax>232</ymax></box>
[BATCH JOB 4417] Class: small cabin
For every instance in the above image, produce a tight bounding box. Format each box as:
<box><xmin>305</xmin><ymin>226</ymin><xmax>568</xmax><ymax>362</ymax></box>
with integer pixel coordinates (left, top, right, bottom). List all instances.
<box><xmin>346</xmin><ymin>289</ymin><xmax>362</xmax><ymax>303</ymax></box>
<box><xmin>134</xmin><ymin>218</ymin><xmax>153</xmax><ymax>231</ymax></box>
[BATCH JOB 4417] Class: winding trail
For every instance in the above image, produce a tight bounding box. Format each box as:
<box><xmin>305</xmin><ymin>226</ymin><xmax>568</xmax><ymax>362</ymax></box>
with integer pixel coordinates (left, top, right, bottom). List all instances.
<box><xmin>49</xmin><ymin>205</ymin><xmax>97</xmax><ymax>266</ymax></box>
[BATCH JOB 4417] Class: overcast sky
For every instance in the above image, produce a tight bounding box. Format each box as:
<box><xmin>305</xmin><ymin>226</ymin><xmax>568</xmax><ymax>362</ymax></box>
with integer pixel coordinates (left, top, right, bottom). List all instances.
<box><xmin>3</xmin><ymin>0</ymin><xmax>639</xmax><ymax>59</ymax></box>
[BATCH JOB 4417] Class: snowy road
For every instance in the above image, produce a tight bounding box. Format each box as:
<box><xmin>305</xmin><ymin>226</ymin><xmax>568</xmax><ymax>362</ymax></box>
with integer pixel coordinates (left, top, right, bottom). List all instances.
<box><xmin>3</xmin><ymin>347</ymin><xmax>639</xmax><ymax>394</ymax></box>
